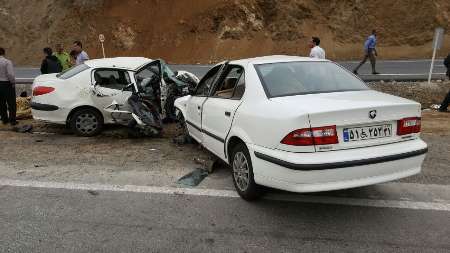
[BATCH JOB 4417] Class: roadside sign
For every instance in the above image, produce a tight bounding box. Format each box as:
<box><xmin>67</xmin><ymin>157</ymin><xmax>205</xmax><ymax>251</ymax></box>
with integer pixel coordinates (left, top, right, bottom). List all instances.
<box><xmin>98</xmin><ymin>34</ymin><xmax>106</xmax><ymax>58</ymax></box>
<box><xmin>99</xmin><ymin>34</ymin><xmax>105</xmax><ymax>43</ymax></box>
<box><xmin>428</xmin><ymin>27</ymin><xmax>445</xmax><ymax>84</ymax></box>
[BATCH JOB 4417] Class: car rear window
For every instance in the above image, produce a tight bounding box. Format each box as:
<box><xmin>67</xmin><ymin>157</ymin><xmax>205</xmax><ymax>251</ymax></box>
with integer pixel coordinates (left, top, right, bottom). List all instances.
<box><xmin>255</xmin><ymin>61</ymin><xmax>369</xmax><ymax>98</ymax></box>
<box><xmin>57</xmin><ymin>64</ymin><xmax>90</xmax><ymax>79</ymax></box>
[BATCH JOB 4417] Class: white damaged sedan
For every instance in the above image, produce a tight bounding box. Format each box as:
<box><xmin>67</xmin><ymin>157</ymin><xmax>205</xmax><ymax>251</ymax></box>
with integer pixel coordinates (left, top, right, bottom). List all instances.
<box><xmin>175</xmin><ymin>55</ymin><xmax>427</xmax><ymax>200</ymax></box>
<box><xmin>31</xmin><ymin>57</ymin><xmax>197</xmax><ymax>136</ymax></box>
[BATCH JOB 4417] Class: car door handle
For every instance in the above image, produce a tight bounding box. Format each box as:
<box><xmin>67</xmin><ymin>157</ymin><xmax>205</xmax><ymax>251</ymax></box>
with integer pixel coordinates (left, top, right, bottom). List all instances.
<box><xmin>197</xmin><ymin>106</ymin><xmax>201</xmax><ymax>110</ymax></box>
<box><xmin>225</xmin><ymin>111</ymin><xmax>231</xmax><ymax>117</ymax></box>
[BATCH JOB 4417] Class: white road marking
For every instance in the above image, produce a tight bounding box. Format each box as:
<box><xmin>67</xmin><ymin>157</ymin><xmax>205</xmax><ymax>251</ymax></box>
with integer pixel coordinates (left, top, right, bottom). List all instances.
<box><xmin>264</xmin><ymin>194</ymin><xmax>450</xmax><ymax>211</ymax></box>
<box><xmin>1</xmin><ymin>179</ymin><xmax>450</xmax><ymax>211</ymax></box>
<box><xmin>359</xmin><ymin>73</ymin><xmax>446</xmax><ymax>76</ymax></box>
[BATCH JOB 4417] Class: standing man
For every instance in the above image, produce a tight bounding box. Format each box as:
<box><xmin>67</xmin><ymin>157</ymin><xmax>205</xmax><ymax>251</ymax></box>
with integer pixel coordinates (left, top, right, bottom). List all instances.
<box><xmin>438</xmin><ymin>53</ymin><xmax>450</xmax><ymax>112</ymax></box>
<box><xmin>353</xmin><ymin>30</ymin><xmax>380</xmax><ymax>75</ymax></box>
<box><xmin>40</xmin><ymin>47</ymin><xmax>62</xmax><ymax>74</ymax></box>
<box><xmin>309</xmin><ymin>37</ymin><xmax>326</xmax><ymax>59</ymax></box>
<box><xmin>73</xmin><ymin>41</ymin><xmax>89</xmax><ymax>65</ymax></box>
<box><xmin>0</xmin><ymin>47</ymin><xmax>17</xmax><ymax>125</ymax></box>
<box><xmin>54</xmin><ymin>44</ymin><xmax>72</xmax><ymax>71</ymax></box>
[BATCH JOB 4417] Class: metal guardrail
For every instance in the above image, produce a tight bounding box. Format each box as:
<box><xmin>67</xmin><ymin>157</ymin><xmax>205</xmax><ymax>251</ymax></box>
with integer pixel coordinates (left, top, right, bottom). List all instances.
<box><xmin>15</xmin><ymin>78</ymin><xmax>34</xmax><ymax>84</ymax></box>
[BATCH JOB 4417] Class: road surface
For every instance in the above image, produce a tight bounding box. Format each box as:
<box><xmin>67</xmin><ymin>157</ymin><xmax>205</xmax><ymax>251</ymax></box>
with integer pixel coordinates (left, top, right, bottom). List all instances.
<box><xmin>1</xmin><ymin>180</ymin><xmax>449</xmax><ymax>252</ymax></box>
<box><xmin>15</xmin><ymin>59</ymin><xmax>447</xmax><ymax>83</ymax></box>
<box><xmin>0</xmin><ymin>118</ymin><xmax>449</xmax><ymax>252</ymax></box>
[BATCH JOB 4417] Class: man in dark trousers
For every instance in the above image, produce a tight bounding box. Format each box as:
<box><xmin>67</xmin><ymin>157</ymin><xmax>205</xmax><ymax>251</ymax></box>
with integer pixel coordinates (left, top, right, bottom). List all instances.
<box><xmin>0</xmin><ymin>47</ymin><xmax>17</xmax><ymax>125</ymax></box>
<box><xmin>353</xmin><ymin>29</ymin><xmax>380</xmax><ymax>75</ymax></box>
<box><xmin>438</xmin><ymin>53</ymin><xmax>450</xmax><ymax>112</ymax></box>
<box><xmin>40</xmin><ymin>47</ymin><xmax>62</xmax><ymax>74</ymax></box>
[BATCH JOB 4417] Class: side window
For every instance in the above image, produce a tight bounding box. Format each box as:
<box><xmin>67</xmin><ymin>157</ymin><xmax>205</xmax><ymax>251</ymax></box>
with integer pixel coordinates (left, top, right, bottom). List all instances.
<box><xmin>231</xmin><ymin>73</ymin><xmax>245</xmax><ymax>99</ymax></box>
<box><xmin>195</xmin><ymin>66</ymin><xmax>221</xmax><ymax>96</ymax></box>
<box><xmin>135</xmin><ymin>63</ymin><xmax>160</xmax><ymax>86</ymax></box>
<box><xmin>213</xmin><ymin>66</ymin><xmax>244</xmax><ymax>99</ymax></box>
<box><xmin>93</xmin><ymin>69</ymin><xmax>131</xmax><ymax>90</ymax></box>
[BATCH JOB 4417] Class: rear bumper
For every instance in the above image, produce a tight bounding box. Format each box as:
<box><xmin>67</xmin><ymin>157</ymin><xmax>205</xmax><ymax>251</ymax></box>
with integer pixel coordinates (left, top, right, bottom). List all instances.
<box><xmin>31</xmin><ymin>102</ymin><xmax>59</xmax><ymax>111</ymax></box>
<box><xmin>249</xmin><ymin>139</ymin><xmax>427</xmax><ymax>193</ymax></box>
<box><xmin>31</xmin><ymin>107</ymin><xmax>70</xmax><ymax>124</ymax></box>
<box><xmin>254</xmin><ymin>148</ymin><xmax>427</xmax><ymax>171</ymax></box>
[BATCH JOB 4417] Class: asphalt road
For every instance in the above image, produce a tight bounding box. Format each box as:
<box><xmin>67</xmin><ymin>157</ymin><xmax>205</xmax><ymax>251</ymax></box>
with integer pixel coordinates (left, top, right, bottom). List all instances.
<box><xmin>0</xmin><ymin>123</ymin><xmax>449</xmax><ymax>252</ymax></box>
<box><xmin>1</xmin><ymin>183</ymin><xmax>449</xmax><ymax>253</ymax></box>
<box><xmin>15</xmin><ymin>59</ymin><xmax>447</xmax><ymax>83</ymax></box>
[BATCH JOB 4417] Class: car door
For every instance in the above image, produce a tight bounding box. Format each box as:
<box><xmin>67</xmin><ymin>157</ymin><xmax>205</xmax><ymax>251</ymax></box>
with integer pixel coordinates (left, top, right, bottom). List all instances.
<box><xmin>201</xmin><ymin>65</ymin><xmax>246</xmax><ymax>159</ymax></box>
<box><xmin>133</xmin><ymin>60</ymin><xmax>162</xmax><ymax>110</ymax></box>
<box><xmin>90</xmin><ymin>68</ymin><xmax>133</xmax><ymax>122</ymax></box>
<box><xmin>185</xmin><ymin>64</ymin><xmax>224</xmax><ymax>143</ymax></box>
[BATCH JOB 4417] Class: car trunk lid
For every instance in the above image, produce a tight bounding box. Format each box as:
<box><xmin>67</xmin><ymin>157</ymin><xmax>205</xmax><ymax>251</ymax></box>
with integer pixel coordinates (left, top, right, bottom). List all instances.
<box><xmin>272</xmin><ymin>90</ymin><xmax>421</xmax><ymax>152</ymax></box>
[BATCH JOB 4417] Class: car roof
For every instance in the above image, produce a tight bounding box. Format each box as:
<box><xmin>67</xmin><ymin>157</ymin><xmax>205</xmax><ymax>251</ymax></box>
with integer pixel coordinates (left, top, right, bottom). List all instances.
<box><xmin>229</xmin><ymin>55</ymin><xmax>329</xmax><ymax>66</ymax></box>
<box><xmin>84</xmin><ymin>57</ymin><xmax>153</xmax><ymax>70</ymax></box>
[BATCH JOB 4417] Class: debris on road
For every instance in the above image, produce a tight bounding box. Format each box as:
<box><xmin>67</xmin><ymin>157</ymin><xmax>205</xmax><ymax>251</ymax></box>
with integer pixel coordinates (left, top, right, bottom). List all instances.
<box><xmin>12</xmin><ymin>124</ymin><xmax>33</xmax><ymax>133</ymax></box>
<box><xmin>193</xmin><ymin>157</ymin><xmax>219</xmax><ymax>173</ymax></box>
<box><xmin>16</xmin><ymin>95</ymin><xmax>32</xmax><ymax>120</ymax></box>
<box><xmin>177</xmin><ymin>168</ymin><xmax>209</xmax><ymax>187</ymax></box>
<box><xmin>87</xmin><ymin>190</ymin><xmax>100</xmax><ymax>196</ymax></box>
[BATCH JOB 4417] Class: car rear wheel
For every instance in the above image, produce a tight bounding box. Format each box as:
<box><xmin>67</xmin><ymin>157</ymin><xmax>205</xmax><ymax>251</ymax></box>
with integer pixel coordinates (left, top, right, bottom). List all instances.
<box><xmin>231</xmin><ymin>143</ymin><xmax>262</xmax><ymax>201</ymax></box>
<box><xmin>70</xmin><ymin>108</ymin><xmax>103</xmax><ymax>137</ymax></box>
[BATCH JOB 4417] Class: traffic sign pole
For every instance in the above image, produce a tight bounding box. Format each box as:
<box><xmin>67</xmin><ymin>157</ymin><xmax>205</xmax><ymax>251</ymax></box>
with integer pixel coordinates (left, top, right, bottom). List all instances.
<box><xmin>99</xmin><ymin>34</ymin><xmax>106</xmax><ymax>58</ymax></box>
<box><xmin>428</xmin><ymin>27</ymin><xmax>444</xmax><ymax>84</ymax></box>
<box><xmin>428</xmin><ymin>38</ymin><xmax>438</xmax><ymax>84</ymax></box>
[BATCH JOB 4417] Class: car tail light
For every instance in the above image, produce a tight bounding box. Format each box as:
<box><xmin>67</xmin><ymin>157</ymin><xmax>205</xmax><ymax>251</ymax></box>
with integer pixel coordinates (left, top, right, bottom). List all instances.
<box><xmin>281</xmin><ymin>125</ymin><xmax>338</xmax><ymax>146</ymax></box>
<box><xmin>33</xmin><ymin>86</ymin><xmax>55</xmax><ymax>96</ymax></box>
<box><xmin>397</xmin><ymin>117</ymin><xmax>421</xmax><ymax>135</ymax></box>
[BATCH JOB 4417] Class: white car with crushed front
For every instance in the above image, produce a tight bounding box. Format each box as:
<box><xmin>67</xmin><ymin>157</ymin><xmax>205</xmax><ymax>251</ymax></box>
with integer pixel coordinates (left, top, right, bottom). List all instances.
<box><xmin>31</xmin><ymin>57</ymin><xmax>197</xmax><ymax>136</ymax></box>
<box><xmin>175</xmin><ymin>55</ymin><xmax>427</xmax><ymax>200</ymax></box>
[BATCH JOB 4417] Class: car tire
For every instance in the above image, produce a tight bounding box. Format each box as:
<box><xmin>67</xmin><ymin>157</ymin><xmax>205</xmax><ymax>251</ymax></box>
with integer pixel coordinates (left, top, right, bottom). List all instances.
<box><xmin>231</xmin><ymin>143</ymin><xmax>262</xmax><ymax>201</ymax></box>
<box><xmin>69</xmin><ymin>108</ymin><xmax>103</xmax><ymax>137</ymax></box>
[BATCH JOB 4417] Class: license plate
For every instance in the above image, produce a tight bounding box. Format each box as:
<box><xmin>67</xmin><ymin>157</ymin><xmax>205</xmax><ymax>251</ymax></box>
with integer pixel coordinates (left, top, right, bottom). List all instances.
<box><xmin>343</xmin><ymin>124</ymin><xmax>392</xmax><ymax>142</ymax></box>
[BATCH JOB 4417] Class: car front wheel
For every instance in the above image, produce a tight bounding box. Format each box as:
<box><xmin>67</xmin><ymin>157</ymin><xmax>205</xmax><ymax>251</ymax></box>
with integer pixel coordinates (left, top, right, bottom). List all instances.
<box><xmin>231</xmin><ymin>143</ymin><xmax>262</xmax><ymax>201</ymax></box>
<box><xmin>70</xmin><ymin>108</ymin><xmax>103</xmax><ymax>137</ymax></box>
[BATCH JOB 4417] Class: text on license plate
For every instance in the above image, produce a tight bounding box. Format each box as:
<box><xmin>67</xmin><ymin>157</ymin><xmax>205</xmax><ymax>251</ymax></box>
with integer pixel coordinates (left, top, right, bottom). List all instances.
<box><xmin>343</xmin><ymin>124</ymin><xmax>392</xmax><ymax>142</ymax></box>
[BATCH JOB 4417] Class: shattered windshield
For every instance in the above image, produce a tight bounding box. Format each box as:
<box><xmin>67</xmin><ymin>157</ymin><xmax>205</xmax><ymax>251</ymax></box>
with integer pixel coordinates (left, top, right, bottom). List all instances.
<box><xmin>255</xmin><ymin>61</ymin><xmax>369</xmax><ymax>98</ymax></box>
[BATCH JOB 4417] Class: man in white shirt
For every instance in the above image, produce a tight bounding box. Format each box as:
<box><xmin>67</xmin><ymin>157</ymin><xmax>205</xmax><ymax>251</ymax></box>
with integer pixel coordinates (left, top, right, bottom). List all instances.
<box><xmin>309</xmin><ymin>37</ymin><xmax>325</xmax><ymax>59</ymax></box>
<box><xmin>73</xmin><ymin>41</ymin><xmax>90</xmax><ymax>65</ymax></box>
<box><xmin>0</xmin><ymin>47</ymin><xmax>17</xmax><ymax>125</ymax></box>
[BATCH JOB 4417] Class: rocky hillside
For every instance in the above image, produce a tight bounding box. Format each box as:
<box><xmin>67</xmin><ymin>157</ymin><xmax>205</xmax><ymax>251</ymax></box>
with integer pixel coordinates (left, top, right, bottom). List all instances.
<box><xmin>1</xmin><ymin>0</ymin><xmax>449</xmax><ymax>66</ymax></box>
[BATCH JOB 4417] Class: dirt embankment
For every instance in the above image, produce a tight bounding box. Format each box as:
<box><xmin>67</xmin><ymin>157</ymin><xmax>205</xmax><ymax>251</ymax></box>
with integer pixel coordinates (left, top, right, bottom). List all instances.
<box><xmin>369</xmin><ymin>81</ymin><xmax>450</xmax><ymax>109</ymax></box>
<box><xmin>1</xmin><ymin>0</ymin><xmax>449</xmax><ymax>66</ymax></box>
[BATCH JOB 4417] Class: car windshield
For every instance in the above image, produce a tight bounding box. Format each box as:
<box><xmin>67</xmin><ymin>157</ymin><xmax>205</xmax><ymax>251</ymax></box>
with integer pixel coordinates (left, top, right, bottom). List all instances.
<box><xmin>255</xmin><ymin>61</ymin><xmax>369</xmax><ymax>98</ymax></box>
<box><xmin>57</xmin><ymin>64</ymin><xmax>90</xmax><ymax>79</ymax></box>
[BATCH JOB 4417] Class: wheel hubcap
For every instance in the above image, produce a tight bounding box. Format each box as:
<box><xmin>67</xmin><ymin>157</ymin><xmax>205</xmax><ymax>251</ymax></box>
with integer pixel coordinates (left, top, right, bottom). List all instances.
<box><xmin>233</xmin><ymin>151</ymin><xmax>250</xmax><ymax>192</ymax></box>
<box><xmin>75</xmin><ymin>113</ymin><xmax>98</xmax><ymax>134</ymax></box>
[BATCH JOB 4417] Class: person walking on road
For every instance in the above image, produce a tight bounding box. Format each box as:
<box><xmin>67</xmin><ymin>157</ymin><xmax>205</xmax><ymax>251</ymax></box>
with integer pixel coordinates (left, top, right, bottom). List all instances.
<box><xmin>54</xmin><ymin>44</ymin><xmax>72</xmax><ymax>71</ymax></box>
<box><xmin>353</xmin><ymin>30</ymin><xmax>380</xmax><ymax>75</ymax></box>
<box><xmin>73</xmin><ymin>41</ymin><xmax>89</xmax><ymax>65</ymax></box>
<box><xmin>438</xmin><ymin>53</ymin><xmax>450</xmax><ymax>112</ymax></box>
<box><xmin>0</xmin><ymin>47</ymin><xmax>17</xmax><ymax>125</ymax></box>
<box><xmin>309</xmin><ymin>37</ymin><xmax>326</xmax><ymax>59</ymax></box>
<box><xmin>40</xmin><ymin>47</ymin><xmax>62</xmax><ymax>74</ymax></box>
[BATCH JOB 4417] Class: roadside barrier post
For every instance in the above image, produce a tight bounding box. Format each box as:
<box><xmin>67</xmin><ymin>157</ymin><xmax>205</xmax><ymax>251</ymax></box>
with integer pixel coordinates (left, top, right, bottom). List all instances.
<box><xmin>428</xmin><ymin>27</ymin><xmax>444</xmax><ymax>84</ymax></box>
